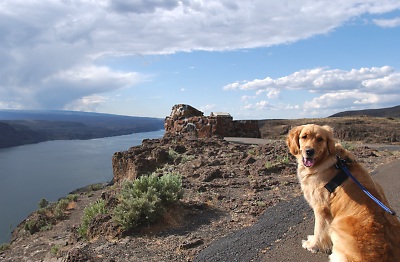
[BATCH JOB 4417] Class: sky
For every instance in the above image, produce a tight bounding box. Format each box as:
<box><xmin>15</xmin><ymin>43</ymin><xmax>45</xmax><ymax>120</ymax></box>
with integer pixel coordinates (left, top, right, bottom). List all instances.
<box><xmin>1</xmin><ymin>1</ymin><xmax>400</xmax><ymax>120</ymax></box>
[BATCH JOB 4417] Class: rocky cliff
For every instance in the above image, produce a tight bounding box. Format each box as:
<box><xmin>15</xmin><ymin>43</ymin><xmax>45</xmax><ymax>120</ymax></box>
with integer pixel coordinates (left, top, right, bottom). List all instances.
<box><xmin>112</xmin><ymin>104</ymin><xmax>261</xmax><ymax>183</ymax></box>
<box><xmin>164</xmin><ymin>104</ymin><xmax>260</xmax><ymax>139</ymax></box>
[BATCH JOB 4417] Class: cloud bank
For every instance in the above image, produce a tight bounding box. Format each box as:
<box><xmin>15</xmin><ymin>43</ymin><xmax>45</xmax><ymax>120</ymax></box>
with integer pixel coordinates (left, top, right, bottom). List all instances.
<box><xmin>0</xmin><ymin>0</ymin><xmax>399</xmax><ymax>111</ymax></box>
<box><xmin>225</xmin><ymin>66</ymin><xmax>400</xmax><ymax>115</ymax></box>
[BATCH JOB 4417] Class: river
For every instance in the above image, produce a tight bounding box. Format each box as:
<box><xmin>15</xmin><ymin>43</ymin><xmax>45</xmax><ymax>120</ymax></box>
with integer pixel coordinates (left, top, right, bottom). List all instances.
<box><xmin>0</xmin><ymin>130</ymin><xmax>164</xmax><ymax>244</ymax></box>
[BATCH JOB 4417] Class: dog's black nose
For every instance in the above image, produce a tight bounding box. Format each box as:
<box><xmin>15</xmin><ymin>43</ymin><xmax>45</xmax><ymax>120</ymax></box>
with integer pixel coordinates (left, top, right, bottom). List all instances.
<box><xmin>305</xmin><ymin>148</ymin><xmax>315</xmax><ymax>156</ymax></box>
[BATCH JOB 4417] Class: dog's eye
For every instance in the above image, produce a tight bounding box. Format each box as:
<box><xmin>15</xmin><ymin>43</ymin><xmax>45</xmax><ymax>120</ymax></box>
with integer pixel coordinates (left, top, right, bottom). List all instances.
<box><xmin>301</xmin><ymin>135</ymin><xmax>307</xmax><ymax>139</ymax></box>
<box><xmin>316</xmin><ymin>137</ymin><xmax>324</xmax><ymax>142</ymax></box>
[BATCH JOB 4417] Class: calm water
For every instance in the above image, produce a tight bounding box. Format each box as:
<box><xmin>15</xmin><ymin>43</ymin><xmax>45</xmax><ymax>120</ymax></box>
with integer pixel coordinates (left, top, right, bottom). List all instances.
<box><xmin>0</xmin><ymin>130</ymin><xmax>164</xmax><ymax>243</ymax></box>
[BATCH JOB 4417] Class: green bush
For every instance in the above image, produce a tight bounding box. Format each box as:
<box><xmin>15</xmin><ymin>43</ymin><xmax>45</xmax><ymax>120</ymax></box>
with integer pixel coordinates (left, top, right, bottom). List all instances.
<box><xmin>24</xmin><ymin>217</ymin><xmax>49</xmax><ymax>235</ymax></box>
<box><xmin>0</xmin><ymin>243</ymin><xmax>9</xmax><ymax>252</ymax></box>
<box><xmin>157</xmin><ymin>173</ymin><xmax>184</xmax><ymax>204</ymax></box>
<box><xmin>168</xmin><ymin>149</ymin><xmax>180</xmax><ymax>161</ymax></box>
<box><xmin>78</xmin><ymin>199</ymin><xmax>107</xmax><ymax>239</ymax></box>
<box><xmin>113</xmin><ymin>173</ymin><xmax>183</xmax><ymax>231</ymax></box>
<box><xmin>66</xmin><ymin>194</ymin><xmax>79</xmax><ymax>202</ymax></box>
<box><xmin>38</xmin><ymin>198</ymin><xmax>49</xmax><ymax>209</ymax></box>
<box><xmin>50</xmin><ymin>244</ymin><xmax>60</xmax><ymax>256</ymax></box>
<box><xmin>53</xmin><ymin>199</ymin><xmax>70</xmax><ymax>219</ymax></box>
<box><xmin>22</xmin><ymin>195</ymin><xmax>79</xmax><ymax>236</ymax></box>
<box><xmin>89</xmin><ymin>183</ymin><xmax>103</xmax><ymax>192</ymax></box>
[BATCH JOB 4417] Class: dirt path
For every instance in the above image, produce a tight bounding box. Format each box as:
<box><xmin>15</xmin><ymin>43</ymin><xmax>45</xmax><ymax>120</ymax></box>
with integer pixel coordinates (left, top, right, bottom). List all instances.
<box><xmin>195</xmin><ymin>142</ymin><xmax>400</xmax><ymax>262</ymax></box>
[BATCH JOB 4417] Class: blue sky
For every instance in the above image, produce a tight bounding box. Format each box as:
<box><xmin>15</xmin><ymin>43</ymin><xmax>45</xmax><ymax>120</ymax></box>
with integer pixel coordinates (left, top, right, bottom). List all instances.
<box><xmin>1</xmin><ymin>1</ymin><xmax>400</xmax><ymax>119</ymax></box>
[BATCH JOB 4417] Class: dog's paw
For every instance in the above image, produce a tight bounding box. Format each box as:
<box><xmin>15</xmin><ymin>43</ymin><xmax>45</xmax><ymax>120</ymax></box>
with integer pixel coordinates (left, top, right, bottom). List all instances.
<box><xmin>302</xmin><ymin>235</ymin><xmax>319</xmax><ymax>254</ymax></box>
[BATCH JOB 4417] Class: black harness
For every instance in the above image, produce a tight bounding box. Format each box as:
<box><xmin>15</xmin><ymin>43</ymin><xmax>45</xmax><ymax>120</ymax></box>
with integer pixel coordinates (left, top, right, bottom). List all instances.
<box><xmin>324</xmin><ymin>156</ymin><xmax>351</xmax><ymax>193</ymax></box>
<box><xmin>324</xmin><ymin>169</ymin><xmax>348</xmax><ymax>193</ymax></box>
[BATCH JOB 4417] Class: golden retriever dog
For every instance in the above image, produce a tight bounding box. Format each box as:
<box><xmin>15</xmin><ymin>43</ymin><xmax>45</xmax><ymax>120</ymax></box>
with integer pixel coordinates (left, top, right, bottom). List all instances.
<box><xmin>286</xmin><ymin>124</ymin><xmax>400</xmax><ymax>261</ymax></box>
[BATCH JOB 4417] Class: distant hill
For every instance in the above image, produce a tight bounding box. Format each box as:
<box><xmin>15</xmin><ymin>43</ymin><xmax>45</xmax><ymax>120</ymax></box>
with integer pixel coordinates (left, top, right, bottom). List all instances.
<box><xmin>329</xmin><ymin>105</ymin><xmax>400</xmax><ymax>118</ymax></box>
<box><xmin>258</xmin><ymin>105</ymin><xmax>400</xmax><ymax>144</ymax></box>
<box><xmin>0</xmin><ymin>110</ymin><xmax>165</xmax><ymax>148</ymax></box>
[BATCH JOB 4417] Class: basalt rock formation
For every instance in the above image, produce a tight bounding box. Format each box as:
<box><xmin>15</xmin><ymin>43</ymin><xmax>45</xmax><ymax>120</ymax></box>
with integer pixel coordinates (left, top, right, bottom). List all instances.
<box><xmin>113</xmin><ymin>104</ymin><xmax>261</xmax><ymax>183</ymax></box>
<box><xmin>164</xmin><ymin>104</ymin><xmax>260</xmax><ymax>139</ymax></box>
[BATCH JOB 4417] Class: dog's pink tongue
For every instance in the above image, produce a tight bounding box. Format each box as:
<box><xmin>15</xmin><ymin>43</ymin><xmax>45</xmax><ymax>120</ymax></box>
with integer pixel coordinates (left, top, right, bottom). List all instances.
<box><xmin>303</xmin><ymin>158</ymin><xmax>315</xmax><ymax>167</ymax></box>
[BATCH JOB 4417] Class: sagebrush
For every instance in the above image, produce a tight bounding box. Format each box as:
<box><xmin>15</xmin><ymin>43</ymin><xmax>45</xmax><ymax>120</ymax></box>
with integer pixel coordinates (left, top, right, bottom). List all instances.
<box><xmin>113</xmin><ymin>173</ymin><xmax>183</xmax><ymax>230</ymax></box>
<box><xmin>78</xmin><ymin>199</ymin><xmax>107</xmax><ymax>239</ymax></box>
<box><xmin>24</xmin><ymin>196</ymin><xmax>78</xmax><ymax>235</ymax></box>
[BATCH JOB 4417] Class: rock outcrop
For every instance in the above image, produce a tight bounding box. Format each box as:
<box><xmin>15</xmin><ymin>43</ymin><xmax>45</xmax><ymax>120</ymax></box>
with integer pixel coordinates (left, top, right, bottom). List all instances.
<box><xmin>113</xmin><ymin>104</ymin><xmax>261</xmax><ymax>183</ymax></box>
<box><xmin>164</xmin><ymin>104</ymin><xmax>260</xmax><ymax>139</ymax></box>
<box><xmin>112</xmin><ymin>138</ymin><xmax>172</xmax><ymax>183</ymax></box>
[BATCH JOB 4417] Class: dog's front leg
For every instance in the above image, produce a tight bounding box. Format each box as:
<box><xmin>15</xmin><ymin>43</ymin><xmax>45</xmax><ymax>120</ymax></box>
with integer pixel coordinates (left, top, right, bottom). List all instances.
<box><xmin>302</xmin><ymin>206</ymin><xmax>332</xmax><ymax>253</ymax></box>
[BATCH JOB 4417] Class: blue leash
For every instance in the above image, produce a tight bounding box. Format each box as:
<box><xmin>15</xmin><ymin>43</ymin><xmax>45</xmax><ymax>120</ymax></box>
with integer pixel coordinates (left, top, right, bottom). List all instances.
<box><xmin>336</xmin><ymin>155</ymin><xmax>397</xmax><ymax>216</ymax></box>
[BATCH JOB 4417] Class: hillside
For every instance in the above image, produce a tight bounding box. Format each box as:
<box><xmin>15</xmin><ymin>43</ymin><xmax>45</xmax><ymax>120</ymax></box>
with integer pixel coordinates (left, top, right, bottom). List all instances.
<box><xmin>257</xmin><ymin>105</ymin><xmax>400</xmax><ymax>144</ymax></box>
<box><xmin>258</xmin><ymin>116</ymin><xmax>399</xmax><ymax>144</ymax></box>
<box><xmin>0</xmin><ymin>110</ymin><xmax>164</xmax><ymax>148</ymax></box>
<box><xmin>329</xmin><ymin>105</ymin><xmax>400</xmax><ymax>118</ymax></box>
<box><xmin>0</xmin><ymin>122</ymin><xmax>46</xmax><ymax>148</ymax></box>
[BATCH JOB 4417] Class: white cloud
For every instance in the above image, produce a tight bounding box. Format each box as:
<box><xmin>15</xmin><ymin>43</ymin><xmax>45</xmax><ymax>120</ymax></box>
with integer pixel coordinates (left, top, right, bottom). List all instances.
<box><xmin>255</xmin><ymin>101</ymin><xmax>273</xmax><ymax>110</ymax></box>
<box><xmin>224</xmin><ymin>66</ymin><xmax>397</xmax><ymax>93</ymax></box>
<box><xmin>304</xmin><ymin>92</ymin><xmax>367</xmax><ymax>110</ymax></box>
<box><xmin>228</xmin><ymin>66</ymin><xmax>400</xmax><ymax>115</ymax></box>
<box><xmin>373</xmin><ymin>17</ymin><xmax>400</xmax><ymax>28</ymax></box>
<box><xmin>241</xmin><ymin>95</ymin><xmax>256</xmax><ymax>101</ymax></box>
<box><xmin>267</xmin><ymin>89</ymin><xmax>281</xmax><ymax>99</ymax></box>
<box><xmin>243</xmin><ymin>104</ymin><xmax>254</xmax><ymax>110</ymax></box>
<box><xmin>0</xmin><ymin>63</ymin><xmax>145</xmax><ymax>110</ymax></box>
<box><xmin>2</xmin><ymin>0</ymin><xmax>400</xmax><ymax>55</ymax></box>
<box><xmin>64</xmin><ymin>95</ymin><xmax>107</xmax><ymax>112</ymax></box>
<box><xmin>223</xmin><ymin>82</ymin><xmax>242</xmax><ymax>91</ymax></box>
<box><xmin>303</xmin><ymin>91</ymin><xmax>400</xmax><ymax>111</ymax></box>
<box><xmin>43</xmin><ymin>65</ymin><xmax>142</xmax><ymax>91</ymax></box>
<box><xmin>362</xmin><ymin>73</ymin><xmax>400</xmax><ymax>93</ymax></box>
<box><xmin>243</xmin><ymin>100</ymin><xmax>274</xmax><ymax>111</ymax></box>
<box><xmin>1</xmin><ymin>0</ymin><xmax>400</xmax><ymax>111</ymax></box>
<box><xmin>0</xmin><ymin>101</ymin><xmax>22</xmax><ymax>110</ymax></box>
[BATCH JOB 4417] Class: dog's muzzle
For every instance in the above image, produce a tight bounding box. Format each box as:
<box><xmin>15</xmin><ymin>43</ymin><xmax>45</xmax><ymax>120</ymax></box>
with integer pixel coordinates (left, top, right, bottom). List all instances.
<box><xmin>303</xmin><ymin>148</ymin><xmax>316</xmax><ymax>167</ymax></box>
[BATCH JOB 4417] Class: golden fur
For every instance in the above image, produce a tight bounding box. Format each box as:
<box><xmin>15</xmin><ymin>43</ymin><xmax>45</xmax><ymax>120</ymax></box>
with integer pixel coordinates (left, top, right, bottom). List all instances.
<box><xmin>287</xmin><ymin>124</ymin><xmax>400</xmax><ymax>262</ymax></box>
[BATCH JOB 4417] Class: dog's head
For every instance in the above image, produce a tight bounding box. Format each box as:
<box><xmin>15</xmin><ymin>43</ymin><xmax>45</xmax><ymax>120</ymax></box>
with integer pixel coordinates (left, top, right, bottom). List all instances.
<box><xmin>286</xmin><ymin>124</ymin><xmax>336</xmax><ymax>168</ymax></box>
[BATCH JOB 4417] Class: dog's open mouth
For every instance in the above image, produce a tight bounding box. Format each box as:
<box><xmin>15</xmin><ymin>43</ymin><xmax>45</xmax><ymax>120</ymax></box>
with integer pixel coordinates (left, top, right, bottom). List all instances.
<box><xmin>303</xmin><ymin>157</ymin><xmax>316</xmax><ymax>167</ymax></box>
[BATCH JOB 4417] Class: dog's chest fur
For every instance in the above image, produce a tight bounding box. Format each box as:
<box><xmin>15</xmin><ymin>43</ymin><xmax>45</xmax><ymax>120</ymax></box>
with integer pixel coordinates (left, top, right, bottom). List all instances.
<box><xmin>296</xmin><ymin>157</ymin><xmax>337</xmax><ymax>207</ymax></box>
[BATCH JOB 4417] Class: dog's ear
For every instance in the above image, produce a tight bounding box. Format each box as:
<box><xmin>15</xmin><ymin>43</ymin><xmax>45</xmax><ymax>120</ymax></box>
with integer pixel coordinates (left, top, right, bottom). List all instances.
<box><xmin>286</xmin><ymin>126</ymin><xmax>303</xmax><ymax>156</ymax></box>
<box><xmin>322</xmin><ymin>125</ymin><xmax>336</xmax><ymax>155</ymax></box>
